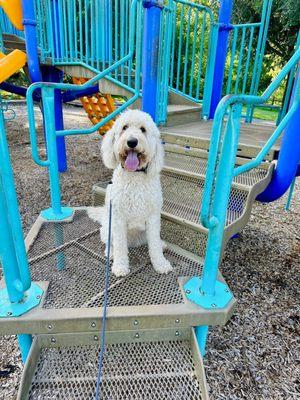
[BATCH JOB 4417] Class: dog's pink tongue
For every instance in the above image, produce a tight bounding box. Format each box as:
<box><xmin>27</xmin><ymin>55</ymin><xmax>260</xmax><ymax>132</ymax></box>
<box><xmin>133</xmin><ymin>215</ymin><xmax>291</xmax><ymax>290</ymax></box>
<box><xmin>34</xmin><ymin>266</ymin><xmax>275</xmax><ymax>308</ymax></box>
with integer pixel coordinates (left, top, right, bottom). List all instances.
<box><xmin>125</xmin><ymin>151</ymin><xmax>139</xmax><ymax>171</ymax></box>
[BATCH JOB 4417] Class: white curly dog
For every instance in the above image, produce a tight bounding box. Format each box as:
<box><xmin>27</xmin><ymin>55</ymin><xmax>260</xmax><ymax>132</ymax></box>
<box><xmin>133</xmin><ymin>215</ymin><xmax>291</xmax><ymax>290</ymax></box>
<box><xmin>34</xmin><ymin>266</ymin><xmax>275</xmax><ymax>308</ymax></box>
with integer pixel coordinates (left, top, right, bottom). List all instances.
<box><xmin>88</xmin><ymin>109</ymin><xmax>172</xmax><ymax>277</ymax></box>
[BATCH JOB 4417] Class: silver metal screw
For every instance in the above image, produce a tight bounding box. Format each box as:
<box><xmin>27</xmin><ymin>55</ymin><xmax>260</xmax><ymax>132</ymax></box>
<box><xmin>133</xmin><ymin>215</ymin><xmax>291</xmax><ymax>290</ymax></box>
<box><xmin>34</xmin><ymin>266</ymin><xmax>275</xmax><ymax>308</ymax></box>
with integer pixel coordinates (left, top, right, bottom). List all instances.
<box><xmin>211</xmin><ymin>303</ymin><xmax>217</xmax><ymax>308</ymax></box>
<box><xmin>48</xmin><ymin>324</ymin><xmax>53</xmax><ymax>330</ymax></box>
<box><xmin>51</xmin><ymin>337</ymin><xmax>56</xmax><ymax>343</ymax></box>
<box><xmin>225</xmin><ymin>289</ymin><xmax>229</xmax><ymax>293</ymax></box>
<box><xmin>175</xmin><ymin>319</ymin><xmax>180</xmax><ymax>324</ymax></box>
<box><xmin>175</xmin><ymin>331</ymin><xmax>180</xmax><ymax>337</ymax></box>
<box><xmin>36</xmin><ymin>295</ymin><xmax>41</xmax><ymax>300</ymax></box>
<box><xmin>7</xmin><ymin>312</ymin><xmax>12</xmax><ymax>316</ymax></box>
<box><xmin>185</xmin><ymin>289</ymin><xmax>191</xmax><ymax>295</ymax></box>
<box><xmin>199</xmin><ymin>289</ymin><xmax>205</xmax><ymax>295</ymax></box>
<box><xmin>133</xmin><ymin>320</ymin><xmax>139</xmax><ymax>326</ymax></box>
<box><xmin>91</xmin><ymin>322</ymin><xmax>96</xmax><ymax>328</ymax></box>
<box><xmin>94</xmin><ymin>335</ymin><xmax>99</xmax><ymax>341</ymax></box>
<box><xmin>135</xmin><ymin>333</ymin><xmax>140</xmax><ymax>339</ymax></box>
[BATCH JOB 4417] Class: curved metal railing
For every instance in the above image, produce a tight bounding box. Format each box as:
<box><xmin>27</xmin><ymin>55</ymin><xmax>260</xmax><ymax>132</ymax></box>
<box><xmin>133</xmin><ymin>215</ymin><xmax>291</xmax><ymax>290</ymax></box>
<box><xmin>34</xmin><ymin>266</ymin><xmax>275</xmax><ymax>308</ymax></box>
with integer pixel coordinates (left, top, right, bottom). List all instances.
<box><xmin>199</xmin><ymin>47</ymin><xmax>300</xmax><ymax>295</ymax></box>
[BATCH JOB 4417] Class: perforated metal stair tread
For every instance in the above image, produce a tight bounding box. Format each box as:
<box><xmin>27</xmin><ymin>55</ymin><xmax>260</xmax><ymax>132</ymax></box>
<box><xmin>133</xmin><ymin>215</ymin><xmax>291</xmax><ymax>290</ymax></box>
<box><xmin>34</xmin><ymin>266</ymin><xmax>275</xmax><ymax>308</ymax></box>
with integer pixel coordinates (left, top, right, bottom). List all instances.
<box><xmin>0</xmin><ymin>210</ymin><xmax>235</xmax><ymax>334</ymax></box>
<box><xmin>18</xmin><ymin>331</ymin><xmax>209</xmax><ymax>400</ymax></box>
<box><xmin>164</xmin><ymin>151</ymin><xmax>269</xmax><ymax>187</ymax></box>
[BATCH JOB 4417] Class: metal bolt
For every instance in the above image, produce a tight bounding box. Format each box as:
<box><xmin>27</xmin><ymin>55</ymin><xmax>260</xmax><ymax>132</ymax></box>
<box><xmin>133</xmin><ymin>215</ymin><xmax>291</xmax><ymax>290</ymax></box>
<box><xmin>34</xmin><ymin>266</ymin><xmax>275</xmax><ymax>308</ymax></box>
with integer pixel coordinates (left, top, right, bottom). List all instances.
<box><xmin>225</xmin><ymin>289</ymin><xmax>229</xmax><ymax>293</ymax></box>
<box><xmin>185</xmin><ymin>289</ymin><xmax>191</xmax><ymax>295</ymax></box>
<box><xmin>7</xmin><ymin>312</ymin><xmax>12</xmax><ymax>316</ymax></box>
<box><xmin>48</xmin><ymin>324</ymin><xmax>53</xmax><ymax>330</ymax></box>
<box><xmin>51</xmin><ymin>337</ymin><xmax>56</xmax><ymax>343</ymax></box>
<box><xmin>211</xmin><ymin>303</ymin><xmax>217</xmax><ymax>308</ymax></box>
<box><xmin>199</xmin><ymin>289</ymin><xmax>205</xmax><ymax>295</ymax></box>
<box><xmin>94</xmin><ymin>335</ymin><xmax>99</xmax><ymax>341</ymax></box>
<box><xmin>175</xmin><ymin>319</ymin><xmax>180</xmax><ymax>324</ymax></box>
<box><xmin>135</xmin><ymin>333</ymin><xmax>140</xmax><ymax>339</ymax></box>
<box><xmin>175</xmin><ymin>331</ymin><xmax>180</xmax><ymax>337</ymax></box>
<box><xmin>36</xmin><ymin>295</ymin><xmax>41</xmax><ymax>299</ymax></box>
<box><xmin>133</xmin><ymin>320</ymin><xmax>139</xmax><ymax>326</ymax></box>
<box><xmin>91</xmin><ymin>322</ymin><xmax>96</xmax><ymax>328</ymax></box>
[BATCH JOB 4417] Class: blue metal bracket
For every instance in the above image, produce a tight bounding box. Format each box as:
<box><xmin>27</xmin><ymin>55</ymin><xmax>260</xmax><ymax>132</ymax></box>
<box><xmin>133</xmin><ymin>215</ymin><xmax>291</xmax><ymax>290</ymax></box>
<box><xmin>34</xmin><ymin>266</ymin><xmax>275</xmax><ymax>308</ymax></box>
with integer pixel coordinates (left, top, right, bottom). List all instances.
<box><xmin>41</xmin><ymin>206</ymin><xmax>74</xmax><ymax>221</ymax></box>
<box><xmin>142</xmin><ymin>0</ymin><xmax>163</xmax><ymax>9</ymax></box>
<box><xmin>0</xmin><ymin>283</ymin><xmax>43</xmax><ymax>318</ymax></box>
<box><xmin>219</xmin><ymin>23</ymin><xmax>234</xmax><ymax>31</ymax></box>
<box><xmin>184</xmin><ymin>277</ymin><xmax>233</xmax><ymax>309</ymax></box>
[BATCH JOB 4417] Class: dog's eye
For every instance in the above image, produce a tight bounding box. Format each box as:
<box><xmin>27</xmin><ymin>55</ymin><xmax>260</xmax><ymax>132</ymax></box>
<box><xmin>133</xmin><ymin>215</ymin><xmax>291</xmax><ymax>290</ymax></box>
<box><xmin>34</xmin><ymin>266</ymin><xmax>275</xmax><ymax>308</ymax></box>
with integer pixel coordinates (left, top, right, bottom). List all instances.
<box><xmin>140</xmin><ymin>126</ymin><xmax>146</xmax><ymax>133</ymax></box>
<box><xmin>123</xmin><ymin>125</ymin><xmax>128</xmax><ymax>131</ymax></box>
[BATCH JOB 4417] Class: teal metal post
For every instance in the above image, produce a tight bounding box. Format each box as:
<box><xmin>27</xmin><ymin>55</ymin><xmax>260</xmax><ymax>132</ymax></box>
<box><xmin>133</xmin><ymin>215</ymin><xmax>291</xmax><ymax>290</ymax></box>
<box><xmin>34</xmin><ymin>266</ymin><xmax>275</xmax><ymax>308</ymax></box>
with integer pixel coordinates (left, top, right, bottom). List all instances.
<box><xmin>285</xmin><ymin>177</ymin><xmax>296</xmax><ymax>211</ymax></box>
<box><xmin>209</xmin><ymin>0</ymin><xmax>233</xmax><ymax>118</ymax></box>
<box><xmin>0</xmin><ymin>106</ymin><xmax>42</xmax><ymax>363</ymax></box>
<box><xmin>40</xmin><ymin>87</ymin><xmax>73</xmax><ymax>221</ymax></box>
<box><xmin>0</xmin><ymin>111</ymin><xmax>30</xmax><ymax>298</ymax></box>
<box><xmin>18</xmin><ymin>334</ymin><xmax>32</xmax><ymax>363</ymax></box>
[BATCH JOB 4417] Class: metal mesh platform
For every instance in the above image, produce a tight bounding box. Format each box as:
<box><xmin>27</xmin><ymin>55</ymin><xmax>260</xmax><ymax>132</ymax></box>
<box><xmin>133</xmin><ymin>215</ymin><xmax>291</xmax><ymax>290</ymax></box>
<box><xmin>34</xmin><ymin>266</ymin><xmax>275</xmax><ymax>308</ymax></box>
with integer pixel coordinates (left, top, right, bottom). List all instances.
<box><xmin>26</xmin><ymin>211</ymin><xmax>202</xmax><ymax>310</ymax></box>
<box><xmin>19</xmin><ymin>330</ymin><xmax>209</xmax><ymax>400</ymax></box>
<box><xmin>164</xmin><ymin>151</ymin><xmax>268</xmax><ymax>187</ymax></box>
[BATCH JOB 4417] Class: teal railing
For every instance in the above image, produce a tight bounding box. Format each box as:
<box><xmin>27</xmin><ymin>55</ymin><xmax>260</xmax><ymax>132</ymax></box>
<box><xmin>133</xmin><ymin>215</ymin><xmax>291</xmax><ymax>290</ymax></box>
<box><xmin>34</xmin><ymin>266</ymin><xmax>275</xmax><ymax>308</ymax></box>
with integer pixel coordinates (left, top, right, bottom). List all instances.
<box><xmin>25</xmin><ymin>0</ymin><xmax>143</xmax><ymax>220</ymax></box>
<box><xmin>34</xmin><ymin>0</ymin><xmax>143</xmax><ymax>95</ymax></box>
<box><xmin>199</xmin><ymin>48</ymin><xmax>300</xmax><ymax>295</ymax></box>
<box><xmin>168</xmin><ymin>0</ymin><xmax>217</xmax><ymax>116</ymax></box>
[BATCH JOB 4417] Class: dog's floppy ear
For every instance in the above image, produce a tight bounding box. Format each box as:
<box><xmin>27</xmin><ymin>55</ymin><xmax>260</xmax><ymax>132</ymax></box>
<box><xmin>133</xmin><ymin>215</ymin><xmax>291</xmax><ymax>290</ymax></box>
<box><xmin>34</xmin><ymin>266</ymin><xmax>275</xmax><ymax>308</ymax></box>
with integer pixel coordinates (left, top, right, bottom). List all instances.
<box><xmin>101</xmin><ymin>124</ymin><xmax>118</xmax><ymax>169</ymax></box>
<box><xmin>148</xmin><ymin>136</ymin><xmax>164</xmax><ymax>175</ymax></box>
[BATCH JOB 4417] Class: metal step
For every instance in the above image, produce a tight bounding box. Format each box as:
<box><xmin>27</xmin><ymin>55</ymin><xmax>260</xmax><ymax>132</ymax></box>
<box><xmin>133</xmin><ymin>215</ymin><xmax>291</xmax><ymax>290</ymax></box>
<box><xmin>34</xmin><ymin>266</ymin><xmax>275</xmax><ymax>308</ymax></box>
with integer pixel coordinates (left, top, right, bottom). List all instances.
<box><xmin>18</xmin><ymin>328</ymin><xmax>209</xmax><ymax>400</ymax></box>
<box><xmin>93</xmin><ymin>154</ymin><xmax>273</xmax><ymax>257</ymax></box>
<box><xmin>0</xmin><ymin>209</ymin><xmax>235</xmax><ymax>335</ymax></box>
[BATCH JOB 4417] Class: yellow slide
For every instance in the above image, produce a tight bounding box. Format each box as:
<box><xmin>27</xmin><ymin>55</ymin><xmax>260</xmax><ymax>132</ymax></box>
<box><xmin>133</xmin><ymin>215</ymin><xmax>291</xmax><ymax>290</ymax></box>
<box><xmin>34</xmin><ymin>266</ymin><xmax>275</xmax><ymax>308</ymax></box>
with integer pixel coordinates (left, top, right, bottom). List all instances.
<box><xmin>0</xmin><ymin>0</ymin><xmax>26</xmax><ymax>83</ymax></box>
<box><xmin>0</xmin><ymin>0</ymin><xmax>23</xmax><ymax>30</ymax></box>
<box><xmin>0</xmin><ymin>50</ymin><xmax>26</xmax><ymax>84</ymax></box>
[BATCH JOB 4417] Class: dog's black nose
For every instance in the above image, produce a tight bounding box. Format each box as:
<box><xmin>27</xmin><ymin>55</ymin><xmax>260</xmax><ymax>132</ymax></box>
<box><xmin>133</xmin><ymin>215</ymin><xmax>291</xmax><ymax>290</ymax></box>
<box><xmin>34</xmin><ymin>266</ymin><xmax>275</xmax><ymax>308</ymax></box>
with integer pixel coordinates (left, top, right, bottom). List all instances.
<box><xmin>127</xmin><ymin>138</ymin><xmax>138</xmax><ymax>148</ymax></box>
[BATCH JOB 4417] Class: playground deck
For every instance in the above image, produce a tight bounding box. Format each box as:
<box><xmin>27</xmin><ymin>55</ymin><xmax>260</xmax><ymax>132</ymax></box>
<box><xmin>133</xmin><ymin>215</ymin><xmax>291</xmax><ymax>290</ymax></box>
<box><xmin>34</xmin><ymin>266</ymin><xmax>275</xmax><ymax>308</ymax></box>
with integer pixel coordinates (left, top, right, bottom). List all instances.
<box><xmin>162</xmin><ymin>119</ymin><xmax>279</xmax><ymax>160</ymax></box>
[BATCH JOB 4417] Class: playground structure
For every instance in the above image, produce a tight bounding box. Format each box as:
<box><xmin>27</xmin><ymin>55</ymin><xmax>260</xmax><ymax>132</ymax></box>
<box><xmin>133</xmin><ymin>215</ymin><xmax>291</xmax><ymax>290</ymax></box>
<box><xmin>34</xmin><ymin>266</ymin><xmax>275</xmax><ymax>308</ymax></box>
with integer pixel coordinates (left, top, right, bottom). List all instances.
<box><xmin>0</xmin><ymin>0</ymin><xmax>299</xmax><ymax>398</ymax></box>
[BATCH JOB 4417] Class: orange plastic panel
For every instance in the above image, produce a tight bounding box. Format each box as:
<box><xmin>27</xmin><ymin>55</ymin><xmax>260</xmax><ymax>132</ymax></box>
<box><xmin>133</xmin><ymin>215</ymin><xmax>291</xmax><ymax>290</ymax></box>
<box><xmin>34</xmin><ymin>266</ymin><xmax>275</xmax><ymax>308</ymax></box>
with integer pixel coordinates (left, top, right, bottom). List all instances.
<box><xmin>72</xmin><ymin>77</ymin><xmax>116</xmax><ymax>135</ymax></box>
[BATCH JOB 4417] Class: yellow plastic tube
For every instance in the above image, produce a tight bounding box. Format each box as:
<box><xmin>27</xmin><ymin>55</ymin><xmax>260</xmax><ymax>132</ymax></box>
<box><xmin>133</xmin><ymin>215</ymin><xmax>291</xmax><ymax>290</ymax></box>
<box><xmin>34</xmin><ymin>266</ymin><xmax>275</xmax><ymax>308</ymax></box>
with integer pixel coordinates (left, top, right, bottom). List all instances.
<box><xmin>0</xmin><ymin>49</ymin><xmax>26</xmax><ymax>83</ymax></box>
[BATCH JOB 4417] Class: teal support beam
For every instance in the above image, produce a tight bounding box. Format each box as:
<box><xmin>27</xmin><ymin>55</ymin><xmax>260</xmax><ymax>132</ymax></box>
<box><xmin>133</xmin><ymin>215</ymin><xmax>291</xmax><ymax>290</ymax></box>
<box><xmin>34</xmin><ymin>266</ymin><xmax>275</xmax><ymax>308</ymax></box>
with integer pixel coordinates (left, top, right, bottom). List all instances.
<box><xmin>17</xmin><ymin>334</ymin><xmax>32</xmax><ymax>363</ymax></box>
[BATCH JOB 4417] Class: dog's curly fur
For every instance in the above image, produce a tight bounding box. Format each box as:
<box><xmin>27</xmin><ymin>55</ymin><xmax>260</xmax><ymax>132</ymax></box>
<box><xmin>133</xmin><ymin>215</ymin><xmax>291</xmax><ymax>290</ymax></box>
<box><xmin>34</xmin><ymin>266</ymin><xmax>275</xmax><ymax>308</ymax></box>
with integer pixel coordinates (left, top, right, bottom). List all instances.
<box><xmin>88</xmin><ymin>110</ymin><xmax>172</xmax><ymax>277</ymax></box>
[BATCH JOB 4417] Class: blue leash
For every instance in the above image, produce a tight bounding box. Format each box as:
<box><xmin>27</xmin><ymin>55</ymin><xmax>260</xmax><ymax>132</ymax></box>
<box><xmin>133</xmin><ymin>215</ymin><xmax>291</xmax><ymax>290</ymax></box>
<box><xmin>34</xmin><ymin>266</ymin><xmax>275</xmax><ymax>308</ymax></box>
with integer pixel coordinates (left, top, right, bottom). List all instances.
<box><xmin>95</xmin><ymin>201</ymin><xmax>112</xmax><ymax>399</ymax></box>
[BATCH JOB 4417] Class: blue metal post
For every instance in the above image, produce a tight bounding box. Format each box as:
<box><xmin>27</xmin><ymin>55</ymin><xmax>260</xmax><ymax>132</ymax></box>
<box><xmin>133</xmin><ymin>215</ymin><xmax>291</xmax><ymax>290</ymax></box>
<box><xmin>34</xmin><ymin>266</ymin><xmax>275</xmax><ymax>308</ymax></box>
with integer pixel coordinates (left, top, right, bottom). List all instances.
<box><xmin>17</xmin><ymin>334</ymin><xmax>32</xmax><ymax>363</ymax></box>
<box><xmin>42</xmin><ymin>67</ymin><xmax>67</xmax><ymax>173</ymax></box>
<box><xmin>141</xmin><ymin>0</ymin><xmax>163</xmax><ymax>122</ymax></box>
<box><xmin>21</xmin><ymin>0</ymin><xmax>42</xmax><ymax>82</ymax></box>
<box><xmin>209</xmin><ymin>0</ymin><xmax>233</xmax><ymax>119</ymax></box>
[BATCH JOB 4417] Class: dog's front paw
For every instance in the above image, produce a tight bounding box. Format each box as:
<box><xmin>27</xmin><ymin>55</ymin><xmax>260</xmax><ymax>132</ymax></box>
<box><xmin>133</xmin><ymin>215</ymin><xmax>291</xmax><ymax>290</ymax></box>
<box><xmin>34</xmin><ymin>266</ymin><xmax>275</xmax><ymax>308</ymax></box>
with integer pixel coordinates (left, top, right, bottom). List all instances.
<box><xmin>153</xmin><ymin>257</ymin><xmax>173</xmax><ymax>274</ymax></box>
<box><xmin>112</xmin><ymin>261</ymin><xmax>130</xmax><ymax>277</ymax></box>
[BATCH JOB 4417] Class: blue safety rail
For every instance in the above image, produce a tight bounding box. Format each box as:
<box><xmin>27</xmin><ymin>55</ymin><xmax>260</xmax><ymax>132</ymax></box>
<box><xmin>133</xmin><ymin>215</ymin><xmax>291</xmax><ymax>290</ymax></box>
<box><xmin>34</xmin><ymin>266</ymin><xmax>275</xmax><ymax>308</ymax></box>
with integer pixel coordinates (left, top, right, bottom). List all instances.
<box><xmin>168</xmin><ymin>0</ymin><xmax>217</xmax><ymax>116</ymax></box>
<box><xmin>200</xmin><ymin>48</ymin><xmax>300</xmax><ymax>297</ymax></box>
